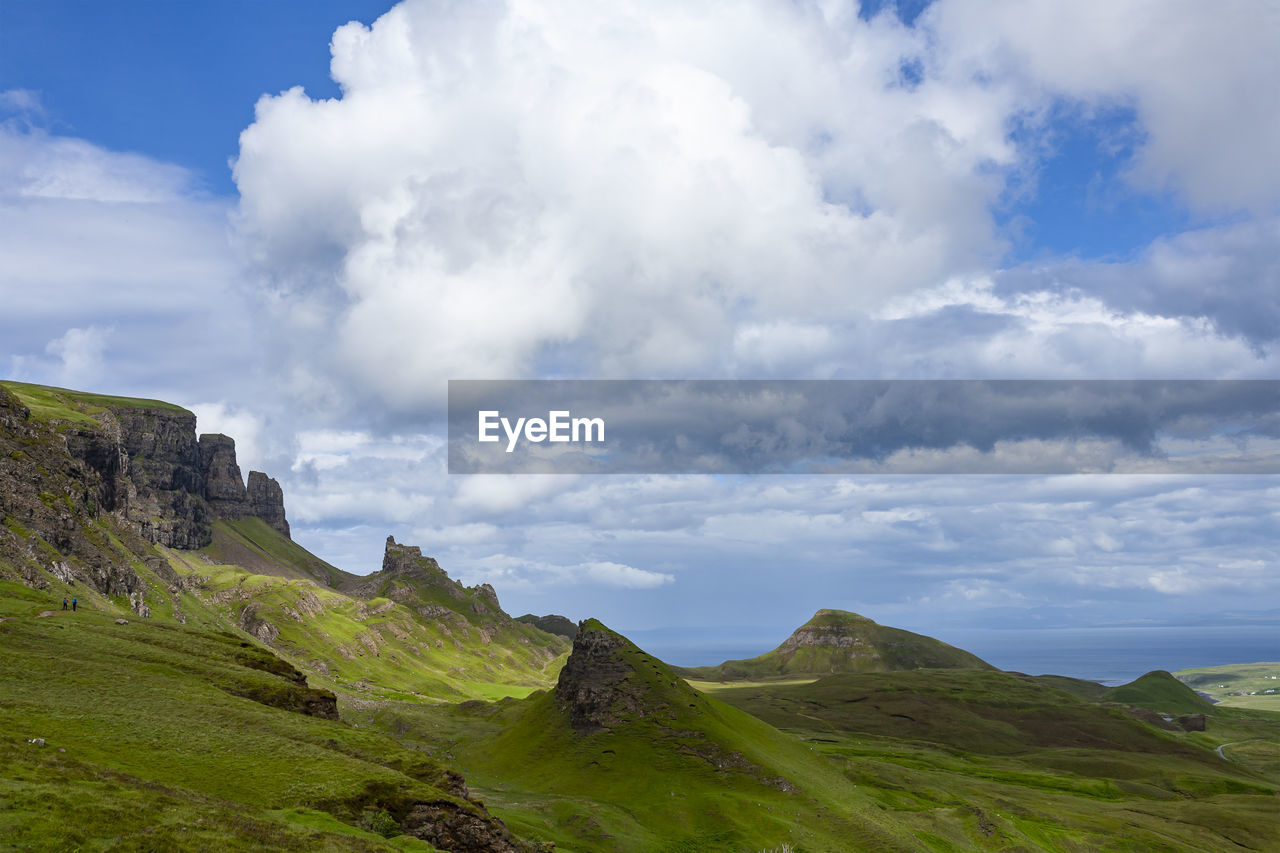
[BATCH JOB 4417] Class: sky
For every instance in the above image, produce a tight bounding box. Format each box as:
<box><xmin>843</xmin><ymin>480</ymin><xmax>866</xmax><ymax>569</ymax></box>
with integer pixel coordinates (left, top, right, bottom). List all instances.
<box><xmin>2</xmin><ymin>0</ymin><xmax>1278</xmax><ymax>652</ymax></box>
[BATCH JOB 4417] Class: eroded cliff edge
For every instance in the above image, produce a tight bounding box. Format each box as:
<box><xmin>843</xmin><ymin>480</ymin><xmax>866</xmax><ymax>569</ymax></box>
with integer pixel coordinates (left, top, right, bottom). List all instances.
<box><xmin>0</xmin><ymin>382</ymin><xmax>291</xmax><ymax>601</ymax></box>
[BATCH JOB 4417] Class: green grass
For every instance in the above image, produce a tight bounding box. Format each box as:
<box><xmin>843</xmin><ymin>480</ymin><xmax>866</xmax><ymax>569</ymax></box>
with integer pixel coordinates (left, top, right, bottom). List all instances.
<box><xmin>164</xmin><ymin>544</ymin><xmax>568</xmax><ymax>702</ymax></box>
<box><xmin>202</xmin><ymin>518</ymin><xmax>349</xmax><ymax>585</ymax></box>
<box><xmin>0</xmin><ymin>590</ymin><xmax>510</xmax><ymax>850</ymax></box>
<box><xmin>449</xmin><ymin>621</ymin><xmax>921</xmax><ymax>853</ymax></box>
<box><xmin>694</xmin><ymin>668</ymin><xmax>1280</xmax><ymax>851</ymax></box>
<box><xmin>1102</xmin><ymin>670</ymin><xmax>1218</xmax><ymax>716</ymax></box>
<box><xmin>1176</xmin><ymin>662</ymin><xmax>1280</xmax><ymax>711</ymax></box>
<box><xmin>1</xmin><ymin>380</ymin><xmax>189</xmax><ymax>426</ymax></box>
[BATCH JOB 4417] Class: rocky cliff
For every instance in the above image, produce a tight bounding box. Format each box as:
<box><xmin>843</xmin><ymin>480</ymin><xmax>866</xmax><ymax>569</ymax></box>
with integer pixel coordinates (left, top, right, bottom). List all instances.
<box><xmin>516</xmin><ymin>613</ymin><xmax>579</xmax><ymax>639</ymax></box>
<box><xmin>344</xmin><ymin>536</ymin><xmax>508</xmax><ymax>624</ymax></box>
<box><xmin>247</xmin><ymin>471</ymin><xmax>290</xmax><ymax>538</ymax></box>
<box><xmin>555</xmin><ymin>618</ymin><xmax>702</xmax><ymax>733</ymax></box>
<box><xmin>0</xmin><ymin>381</ymin><xmax>293</xmax><ymax>601</ymax></box>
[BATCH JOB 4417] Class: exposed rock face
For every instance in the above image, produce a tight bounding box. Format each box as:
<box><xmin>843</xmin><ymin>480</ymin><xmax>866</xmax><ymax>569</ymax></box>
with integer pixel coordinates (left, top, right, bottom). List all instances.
<box><xmin>114</xmin><ymin>407</ymin><xmax>210</xmax><ymax>549</ymax></box>
<box><xmin>779</xmin><ymin>610</ymin><xmax>878</xmax><ymax>651</ymax></box>
<box><xmin>516</xmin><ymin>613</ymin><xmax>579</xmax><ymax>640</ymax></box>
<box><xmin>5</xmin><ymin>384</ymin><xmax>293</xmax><ymax>552</ymax></box>
<box><xmin>247</xmin><ymin>471</ymin><xmax>290</xmax><ymax>538</ymax></box>
<box><xmin>382</xmin><ymin>536</ymin><xmax>444</xmax><ymax>575</ymax></box>
<box><xmin>199</xmin><ymin>433</ymin><xmax>246</xmax><ymax>514</ymax></box>
<box><xmin>1177</xmin><ymin>713</ymin><xmax>1207</xmax><ymax>732</ymax></box>
<box><xmin>0</xmin><ymin>387</ymin><xmax>146</xmax><ymax>596</ymax></box>
<box><xmin>401</xmin><ymin>801</ymin><xmax>533</xmax><ymax>852</ymax></box>
<box><xmin>554</xmin><ymin>620</ymin><xmax>681</xmax><ymax>733</ymax></box>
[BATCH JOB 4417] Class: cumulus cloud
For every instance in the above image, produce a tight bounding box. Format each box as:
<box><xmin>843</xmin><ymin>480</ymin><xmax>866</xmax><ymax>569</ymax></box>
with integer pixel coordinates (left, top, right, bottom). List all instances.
<box><xmin>233</xmin><ymin>0</ymin><xmax>1280</xmax><ymax>421</ymax></box>
<box><xmin>45</xmin><ymin>325</ymin><xmax>111</xmax><ymax>387</ymax></box>
<box><xmin>232</xmin><ymin>0</ymin><xmax>1014</xmax><ymax>409</ymax></box>
<box><xmin>0</xmin><ymin>123</ymin><xmax>255</xmax><ymax>403</ymax></box>
<box><xmin>928</xmin><ymin>0</ymin><xmax>1280</xmax><ymax>212</ymax></box>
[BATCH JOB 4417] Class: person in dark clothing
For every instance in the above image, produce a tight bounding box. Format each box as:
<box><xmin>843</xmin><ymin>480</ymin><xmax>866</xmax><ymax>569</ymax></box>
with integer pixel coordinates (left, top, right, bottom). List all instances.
<box><xmin>71</xmin><ymin>597</ymin><xmax>77</xmax><ymax>612</ymax></box>
<box><xmin>62</xmin><ymin>597</ymin><xmax>69</xmax><ymax>610</ymax></box>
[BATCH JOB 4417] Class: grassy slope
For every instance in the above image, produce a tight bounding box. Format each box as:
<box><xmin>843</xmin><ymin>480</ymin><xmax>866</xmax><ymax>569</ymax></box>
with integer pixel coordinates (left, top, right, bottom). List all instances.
<box><xmin>448</xmin><ymin>620</ymin><xmax>920</xmax><ymax>853</ymax></box>
<box><xmin>702</xmin><ymin>669</ymin><xmax>1280</xmax><ymax>851</ymax></box>
<box><xmin>164</xmin><ymin>528</ymin><xmax>568</xmax><ymax>702</ymax></box>
<box><xmin>0</xmin><ymin>585</ymin><xmax>514</xmax><ymax>851</ymax></box>
<box><xmin>1102</xmin><ymin>670</ymin><xmax>1218</xmax><ymax>716</ymax></box>
<box><xmin>1177</xmin><ymin>662</ymin><xmax>1280</xmax><ymax>711</ymax></box>
<box><xmin>204</xmin><ymin>517</ymin><xmax>352</xmax><ymax>586</ymax></box>
<box><xmin>1</xmin><ymin>379</ymin><xmax>189</xmax><ymax>426</ymax></box>
<box><xmin>679</xmin><ymin>609</ymin><xmax>993</xmax><ymax>681</ymax></box>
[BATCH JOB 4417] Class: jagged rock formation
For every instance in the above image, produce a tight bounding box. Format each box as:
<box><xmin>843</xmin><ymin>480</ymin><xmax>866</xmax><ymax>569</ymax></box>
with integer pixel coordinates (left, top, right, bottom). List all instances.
<box><xmin>200</xmin><ymin>433</ymin><xmax>247</xmax><ymax>511</ymax></box>
<box><xmin>555</xmin><ymin>618</ymin><xmax>701</xmax><ymax>733</ymax></box>
<box><xmin>678</xmin><ymin>609</ymin><xmax>995</xmax><ymax>681</ymax></box>
<box><xmin>344</xmin><ymin>537</ymin><xmax>509</xmax><ymax>625</ymax></box>
<box><xmin>0</xmin><ymin>381</ymin><xmax>293</xmax><ymax>602</ymax></box>
<box><xmin>401</xmin><ymin>803</ymin><xmax>534</xmax><ymax>853</ymax></box>
<box><xmin>1</xmin><ymin>386</ymin><xmax>149</xmax><ymax>597</ymax></box>
<box><xmin>246</xmin><ymin>471</ymin><xmax>290</xmax><ymax>537</ymax></box>
<box><xmin>516</xmin><ymin>613</ymin><xmax>579</xmax><ymax>639</ymax></box>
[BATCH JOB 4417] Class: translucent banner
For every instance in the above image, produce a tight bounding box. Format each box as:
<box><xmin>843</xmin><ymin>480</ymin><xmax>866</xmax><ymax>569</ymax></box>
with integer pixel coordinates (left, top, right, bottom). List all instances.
<box><xmin>447</xmin><ymin>380</ymin><xmax>1280</xmax><ymax>475</ymax></box>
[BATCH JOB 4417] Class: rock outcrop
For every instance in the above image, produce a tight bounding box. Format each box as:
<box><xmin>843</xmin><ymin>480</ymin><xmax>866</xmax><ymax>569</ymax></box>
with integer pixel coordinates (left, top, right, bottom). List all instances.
<box><xmin>247</xmin><ymin>471</ymin><xmax>290</xmax><ymax>538</ymax></box>
<box><xmin>516</xmin><ymin>613</ymin><xmax>579</xmax><ymax>639</ymax></box>
<box><xmin>555</xmin><ymin>619</ymin><xmax>700</xmax><ymax>733</ymax></box>
<box><xmin>347</xmin><ymin>537</ymin><xmax>507</xmax><ymax>622</ymax></box>
<box><xmin>200</xmin><ymin>433</ymin><xmax>247</xmax><ymax>511</ymax></box>
<box><xmin>0</xmin><ymin>382</ymin><xmax>295</xmax><ymax>603</ymax></box>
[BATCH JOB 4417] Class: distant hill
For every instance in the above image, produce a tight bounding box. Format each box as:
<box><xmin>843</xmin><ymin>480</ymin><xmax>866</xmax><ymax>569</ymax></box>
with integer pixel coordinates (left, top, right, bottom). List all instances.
<box><xmin>515</xmin><ymin>613</ymin><xmax>578</xmax><ymax>639</ymax></box>
<box><xmin>678</xmin><ymin>609</ymin><xmax>994</xmax><ymax>680</ymax></box>
<box><xmin>708</xmin><ymin>669</ymin><xmax>1216</xmax><ymax>757</ymax></box>
<box><xmin>1103</xmin><ymin>670</ymin><xmax>1217</xmax><ymax>716</ymax></box>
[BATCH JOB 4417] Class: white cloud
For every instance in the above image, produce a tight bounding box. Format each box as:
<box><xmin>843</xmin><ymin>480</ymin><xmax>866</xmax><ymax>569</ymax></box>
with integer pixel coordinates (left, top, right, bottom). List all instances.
<box><xmin>232</xmin><ymin>0</ymin><xmax>1019</xmax><ymax>408</ymax></box>
<box><xmin>0</xmin><ymin>127</ymin><xmax>194</xmax><ymax>203</ymax></box>
<box><xmin>0</xmin><ymin>125</ymin><xmax>254</xmax><ymax>402</ymax></box>
<box><xmin>580</xmin><ymin>560</ymin><xmax>674</xmax><ymax>589</ymax></box>
<box><xmin>45</xmin><ymin>325</ymin><xmax>111</xmax><ymax>387</ymax></box>
<box><xmin>927</xmin><ymin>0</ymin><xmax>1280</xmax><ymax>212</ymax></box>
<box><xmin>232</xmin><ymin>0</ymin><xmax>1280</xmax><ymax>416</ymax></box>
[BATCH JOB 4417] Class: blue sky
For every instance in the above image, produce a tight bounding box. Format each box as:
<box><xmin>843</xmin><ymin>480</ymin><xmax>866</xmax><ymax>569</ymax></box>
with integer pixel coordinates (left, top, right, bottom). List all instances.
<box><xmin>2</xmin><ymin>0</ymin><xmax>1278</xmax><ymax>652</ymax></box>
<box><xmin>1</xmin><ymin>0</ymin><xmax>394</xmax><ymax>195</ymax></box>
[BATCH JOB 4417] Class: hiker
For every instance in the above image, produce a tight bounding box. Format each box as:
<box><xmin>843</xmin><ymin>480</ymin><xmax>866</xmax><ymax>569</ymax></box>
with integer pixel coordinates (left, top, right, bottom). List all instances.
<box><xmin>71</xmin><ymin>597</ymin><xmax>77</xmax><ymax>612</ymax></box>
<box><xmin>62</xmin><ymin>597</ymin><xmax>68</xmax><ymax>611</ymax></box>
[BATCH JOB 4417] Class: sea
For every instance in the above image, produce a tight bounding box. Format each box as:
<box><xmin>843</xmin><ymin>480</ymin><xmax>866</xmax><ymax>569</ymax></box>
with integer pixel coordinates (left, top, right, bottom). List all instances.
<box><xmin>626</xmin><ymin>623</ymin><xmax>1280</xmax><ymax>686</ymax></box>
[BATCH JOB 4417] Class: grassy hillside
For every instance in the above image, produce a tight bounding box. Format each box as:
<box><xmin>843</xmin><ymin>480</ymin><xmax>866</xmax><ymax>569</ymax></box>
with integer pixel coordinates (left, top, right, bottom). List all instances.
<box><xmin>680</xmin><ymin>609</ymin><xmax>994</xmax><ymax>681</ymax></box>
<box><xmin>449</xmin><ymin>619</ymin><xmax>920</xmax><ymax>852</ymax></box>
<box><xmin>698</xmin><ymin>667</ymin><xmax>1280</xmax><ymax>851</ymax></box>
<box><xmin>163</xmin><ymin>530</ymin><xmax>568</xmax><ymax>702</ymax></box>
<box><xmin>1102</xmin><ymin>670</ymin><xmax>1218</xmax><ymax>716</ymax></box>
<box><xmin>1177</xmin><ymin>662</ymin><xmax>1280</xmax><ymax>711</ymax></box>
<box><xmin>0</xmin><ymin>583</ymin><xmax>530</xmax><ymax>851</ymax></box>
<box><xmin>702</xmin><ymin>669</ymin><xmax>1216</xmax><ymax>757</ymax></box>
<box><xmin>1</xmin><ymin>379</ymin><xmax>189</xmax><ymax>426</ymax></box>
<box><xmin>204</xmin><ymin>517</ymin><xmax>353</xmax><ymax>586</ymax></box>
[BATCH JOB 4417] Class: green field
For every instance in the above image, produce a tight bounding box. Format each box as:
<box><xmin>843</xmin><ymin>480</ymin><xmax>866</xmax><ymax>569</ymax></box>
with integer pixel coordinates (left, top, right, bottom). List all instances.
<box><xmin>1176</xmin><ymin>662</ymin><xmax>1280</xmax><ymax>711</ymax></box>
<box><xmin>0</xmin><ymin>585</ymin><xmax>533</xmax><ymax>851</ymax></box>
<box><xmin>0</xmin><ymin>379</ymin><xmax>190</xmax><ymax>426</ymax></box>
